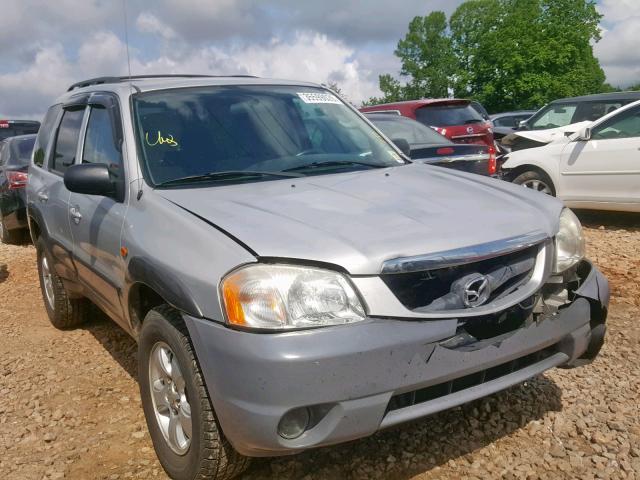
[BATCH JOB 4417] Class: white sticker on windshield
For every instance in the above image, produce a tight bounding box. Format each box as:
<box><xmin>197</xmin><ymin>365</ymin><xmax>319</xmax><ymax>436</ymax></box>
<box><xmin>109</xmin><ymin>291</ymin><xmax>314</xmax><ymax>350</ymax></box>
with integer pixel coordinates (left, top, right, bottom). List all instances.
<box><xmin>297</xmin><ymin>92</ymin><xmax>342</xmax><ymax>104</ymax></box>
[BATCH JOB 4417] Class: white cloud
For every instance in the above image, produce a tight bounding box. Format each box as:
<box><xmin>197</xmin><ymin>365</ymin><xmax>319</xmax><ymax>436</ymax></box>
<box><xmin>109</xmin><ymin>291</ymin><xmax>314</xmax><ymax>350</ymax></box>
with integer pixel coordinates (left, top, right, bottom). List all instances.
<box><xmin>595</xmin><ymin>0</ymin><xmax>640</xmax><ymax>87</ymax></box>
<box><xmin>0</xmin><ymin>30</ymin><xmax>380</xmax><ymax>118</ymax></box>
<box><xmin>136</xmin><ymin>12</ymin><xmax>177</xmax><ymax>40</ymax></box>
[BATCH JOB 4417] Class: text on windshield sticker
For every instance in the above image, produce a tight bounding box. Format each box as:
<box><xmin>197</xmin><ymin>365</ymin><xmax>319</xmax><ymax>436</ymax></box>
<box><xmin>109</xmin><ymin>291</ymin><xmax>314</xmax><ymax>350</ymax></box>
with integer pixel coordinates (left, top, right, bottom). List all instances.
<box><xmin>145</xmin><ymin>131</ymin><xmax>179</xmax><ymax>147</ymax></box>
<box><xmin>297</xmin><ymin>92</ymin><xmax>342</xmax><ymax>105</ymax></box>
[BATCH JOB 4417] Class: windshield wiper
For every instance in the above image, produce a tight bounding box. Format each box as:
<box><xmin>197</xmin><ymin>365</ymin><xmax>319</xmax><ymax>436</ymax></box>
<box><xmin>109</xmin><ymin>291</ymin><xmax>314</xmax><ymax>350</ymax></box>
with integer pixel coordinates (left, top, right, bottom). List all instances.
<box><xmin>155</xmin><ymin>170</ymin><xmax>303</xmax><ymax>187</ymax></box>
<box><xmin>464</xmin><ymin>119</ymin><xmax>484</xmax><ymax>124</ymax></box>
<box><xmin>282</xmin><ymin>160</ymin><xmax>388</xmax><ymax>173</ymax></box>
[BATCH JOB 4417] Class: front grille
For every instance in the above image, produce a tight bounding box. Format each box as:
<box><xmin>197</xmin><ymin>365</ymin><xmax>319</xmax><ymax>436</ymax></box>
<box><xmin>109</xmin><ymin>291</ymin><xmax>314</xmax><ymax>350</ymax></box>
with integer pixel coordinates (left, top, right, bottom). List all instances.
<box><xmin>386</xmin><ymin>345</ymin><xmax>557</xmax><ymax>413</ymax></box>
<box><xmin>381</xmin><ymin>244</ymin><xmax>539</xmax><ymax>312</ymax></box>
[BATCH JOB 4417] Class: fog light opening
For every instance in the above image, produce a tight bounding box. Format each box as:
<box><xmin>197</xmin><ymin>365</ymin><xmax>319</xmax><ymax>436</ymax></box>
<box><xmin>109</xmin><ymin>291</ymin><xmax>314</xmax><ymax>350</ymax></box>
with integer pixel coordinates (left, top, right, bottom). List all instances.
<box><xmin>278</xmin><ymin>407</ymin><xmax>310</xmax><ymax>440</ymax></box>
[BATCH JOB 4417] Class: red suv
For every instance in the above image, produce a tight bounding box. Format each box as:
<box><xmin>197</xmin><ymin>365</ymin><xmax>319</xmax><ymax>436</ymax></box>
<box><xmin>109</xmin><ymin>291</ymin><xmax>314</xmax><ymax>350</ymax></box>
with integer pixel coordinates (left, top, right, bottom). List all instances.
<box><xmin>361</xmin><ymin>99</ymin><xmax>494</xmax><ymax>147</ymax></box>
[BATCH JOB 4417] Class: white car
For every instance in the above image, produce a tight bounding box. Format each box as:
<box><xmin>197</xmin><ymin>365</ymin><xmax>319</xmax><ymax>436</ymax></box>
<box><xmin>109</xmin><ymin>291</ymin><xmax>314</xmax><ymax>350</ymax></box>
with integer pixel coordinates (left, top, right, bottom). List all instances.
<box><xmin>502</xmin><ymin>100</ymin><xmax>640</xmax><ymax>212</ymax></box>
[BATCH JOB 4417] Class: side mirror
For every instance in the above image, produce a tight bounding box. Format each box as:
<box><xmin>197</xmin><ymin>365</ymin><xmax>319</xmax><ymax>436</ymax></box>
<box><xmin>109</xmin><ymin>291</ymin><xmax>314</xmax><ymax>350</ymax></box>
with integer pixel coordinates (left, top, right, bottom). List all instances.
<box><xmin>64</xmin><ymin>163</ymin><xmax>114</xmax><ymax>197</ymax></box>
<box><xmin>518</xmin><ymin>120</ymin><xmax>528</xmax><ymax>130</ymax></box>
<box><xmin>391</xmin><ymin>138</ymin><xmax>411</xmax><ymax>157</ymax></box>
<box><xmin>576</xmin><ymin>127</ymin><xmax>592</xmax><ymax>142</ymax></box>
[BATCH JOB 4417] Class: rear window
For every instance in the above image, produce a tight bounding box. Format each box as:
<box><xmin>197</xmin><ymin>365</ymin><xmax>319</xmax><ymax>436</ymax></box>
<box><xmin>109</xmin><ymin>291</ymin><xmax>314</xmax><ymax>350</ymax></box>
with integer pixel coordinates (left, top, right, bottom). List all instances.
<box><xmin>9</xmin><ymin>136</ymin><xmax>36</xmax><ymax>165</ymax></box>
<box><xmin>0</xmin><ymin>123</ymin><xmax>39</xmax><ymax>141</ymax></box>
<box><xmin>370</xmin><ymin>116</ymin><xmax>449</xmax><ymax>146</ymax></box>
<box><xmin>415</xmin><ymin>104</ymin><xmax>484</xmax><ymax>127</ymax></box>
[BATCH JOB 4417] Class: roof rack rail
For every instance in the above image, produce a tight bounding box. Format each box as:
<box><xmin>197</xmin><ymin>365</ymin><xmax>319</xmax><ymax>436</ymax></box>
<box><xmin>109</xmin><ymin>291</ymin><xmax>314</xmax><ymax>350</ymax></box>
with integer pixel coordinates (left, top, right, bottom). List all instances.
<box><xmin>67</xmin><ymin>74</ymin><xmax>258</xmax><ymax>91</ymax></box>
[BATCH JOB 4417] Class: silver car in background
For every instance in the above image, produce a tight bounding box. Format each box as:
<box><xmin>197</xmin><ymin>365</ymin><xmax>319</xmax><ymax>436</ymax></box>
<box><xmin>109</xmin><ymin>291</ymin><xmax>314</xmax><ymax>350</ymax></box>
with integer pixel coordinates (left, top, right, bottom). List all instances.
<box><xmin>27</xmin><ymin>75</ymin><xmax>608</xmax><ymax>480</ymax></box>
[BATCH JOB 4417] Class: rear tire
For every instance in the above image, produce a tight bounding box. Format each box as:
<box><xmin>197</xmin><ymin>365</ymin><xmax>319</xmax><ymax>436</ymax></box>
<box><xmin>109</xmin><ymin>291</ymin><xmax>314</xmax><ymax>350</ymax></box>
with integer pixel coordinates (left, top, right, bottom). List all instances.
<box><xmin>512</xmin><ymin>170</ymin><xmax>556</xmax><ymax>196</ymax></box>
<box><xmin>35</xmin><ymin>236</ymin><xmax>89</xmax><ymax>329</ymax></box>
<box><xmin>138</xmin><ymin>305</ymin><xmax>249</xmax><ymax>480</ymax></box>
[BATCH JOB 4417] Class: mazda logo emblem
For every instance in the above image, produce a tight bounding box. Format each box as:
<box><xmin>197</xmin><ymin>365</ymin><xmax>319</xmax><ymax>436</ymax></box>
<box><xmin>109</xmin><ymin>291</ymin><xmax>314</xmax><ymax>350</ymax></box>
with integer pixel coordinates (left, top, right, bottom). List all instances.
<box><xmin>466</xmin><ymin>126</ymin><xmax>474</xmax><ymax>134</ymax></box>
<box><xmin>462</xmin><ymin>274</ymin><xmax>491</xmax><ymax>307</ymax></box>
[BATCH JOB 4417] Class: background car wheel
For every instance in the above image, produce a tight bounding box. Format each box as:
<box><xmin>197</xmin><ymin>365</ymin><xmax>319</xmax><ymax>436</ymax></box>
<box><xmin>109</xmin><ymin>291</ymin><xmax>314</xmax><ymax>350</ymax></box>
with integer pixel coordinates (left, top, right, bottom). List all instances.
<box><xmin>138</xmin><ymin>306</ymin><xmax>249</xmax><ymax>480</ymax></box>
<box><xmin>0</xmin><ymin>217</ymin><xmax>25</xmax><ymax>244</ymax></box>
<box><xmin>512</xmin><ymin>170</ymin><xmax>556</xmax><ymax>196</ymax></box>
<box><xmin>35</xmin><ymin>236</ymin><xmax>89</xmax><ymax>329</ymax></box>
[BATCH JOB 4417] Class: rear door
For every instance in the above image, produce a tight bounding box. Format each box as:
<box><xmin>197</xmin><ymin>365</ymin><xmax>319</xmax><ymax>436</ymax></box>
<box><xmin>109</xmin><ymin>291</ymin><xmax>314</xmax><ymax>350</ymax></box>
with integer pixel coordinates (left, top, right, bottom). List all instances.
<box><xmin>559</xmin><ymin>104</ymin><xmax>640</xmax><ymax>206</ymax></box>
<box><xmin>69</xmin><ymin>94</ymin><xmax>128</xmax><ymax>323</ymax></box>
<box><xmin>28</xmin><ymin>104</ymin><xmax>86</xmax><ymax>280</ymax></box>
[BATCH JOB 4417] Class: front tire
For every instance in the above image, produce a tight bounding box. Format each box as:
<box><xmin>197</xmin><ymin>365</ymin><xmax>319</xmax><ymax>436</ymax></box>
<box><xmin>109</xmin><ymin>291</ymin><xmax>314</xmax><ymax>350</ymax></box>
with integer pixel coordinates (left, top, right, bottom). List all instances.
<box><xmin>512</xmin><ymin>170</ymin><xmax>556</xmax><ymax>196</ymax></box>
<box><xmin>35</xmin><ymin>236</ymin><xmax>89</xmax><ymax>329</ymax></box>
<box><xmin>138</xmin><ymin>306</ymin><xmax>249</xmax><ymax>480</ymax></box>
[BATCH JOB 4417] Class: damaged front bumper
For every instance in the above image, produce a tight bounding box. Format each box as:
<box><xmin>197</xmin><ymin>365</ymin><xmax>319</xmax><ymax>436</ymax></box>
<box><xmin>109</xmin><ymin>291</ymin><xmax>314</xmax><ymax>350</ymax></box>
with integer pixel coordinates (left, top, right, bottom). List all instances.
<box><xmin>184</xmin><ymin>260</ymin><xmax>608</xmax><ymax>457</ymax></box>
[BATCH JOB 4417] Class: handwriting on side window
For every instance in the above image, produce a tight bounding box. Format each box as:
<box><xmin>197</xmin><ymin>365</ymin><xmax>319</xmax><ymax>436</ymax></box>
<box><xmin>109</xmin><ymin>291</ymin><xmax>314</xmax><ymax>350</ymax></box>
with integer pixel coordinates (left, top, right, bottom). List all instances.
<box><xmin>145</xmin><ymin>131</ymin><xmax>179</xmax><ymax>147</ymax></box>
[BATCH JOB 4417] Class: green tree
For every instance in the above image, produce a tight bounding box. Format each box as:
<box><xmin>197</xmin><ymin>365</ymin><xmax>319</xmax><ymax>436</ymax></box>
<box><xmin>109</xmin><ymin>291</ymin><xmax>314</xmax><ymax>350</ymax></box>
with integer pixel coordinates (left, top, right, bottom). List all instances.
<box><xmin>394</xmin><ymin>11</ymin><xmax>456</xmax><ymax>99</ymax></box>
<box><xmin>372</xmin><ymin>0</ymin><xmax>609</xmax><ymax>112</ymax></box>
<box><xmin>451</xmin><ymin>0</ymin><xmax>606</xmax><ymax>111</ymax></box>
<box><xmin>364</xmin><ymin>12</ymin><xmax>456</xmax><ymax>105</ymax></box>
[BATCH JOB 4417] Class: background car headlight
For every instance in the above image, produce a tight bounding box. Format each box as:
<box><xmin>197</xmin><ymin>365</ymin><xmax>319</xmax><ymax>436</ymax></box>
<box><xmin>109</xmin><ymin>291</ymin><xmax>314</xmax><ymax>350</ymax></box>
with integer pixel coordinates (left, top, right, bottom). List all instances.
<box><xmin>221</xmin><ymin>264</ymin><xmax>366</xmax><ymax>330</ymax></box>
<box><xmin>554</xmin><ymin>208</ymin><xmax>585</xmax><ymax>273</ymax></box>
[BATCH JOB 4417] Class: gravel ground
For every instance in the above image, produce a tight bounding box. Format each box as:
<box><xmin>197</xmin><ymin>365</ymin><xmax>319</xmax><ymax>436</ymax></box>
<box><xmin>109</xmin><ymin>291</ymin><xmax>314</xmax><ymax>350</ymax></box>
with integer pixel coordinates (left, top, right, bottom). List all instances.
<box><xmin>0</xmin><ymin>210</ymin><xmax>638</xmax><ymax>480</ymax></box>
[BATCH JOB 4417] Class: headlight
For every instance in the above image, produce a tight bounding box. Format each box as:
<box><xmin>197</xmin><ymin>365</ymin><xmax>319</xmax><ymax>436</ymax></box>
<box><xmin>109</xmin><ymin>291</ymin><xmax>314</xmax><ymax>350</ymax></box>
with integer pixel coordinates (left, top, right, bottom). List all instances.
<box><xmin>221</xmin><ymin>264</ymin><xmax>366</xmax><ymax>330</ymax></box>
<box><xmin>554</xmin><ymin>208</ymin><xmax>585</xmax><ymax>273</ymax></box>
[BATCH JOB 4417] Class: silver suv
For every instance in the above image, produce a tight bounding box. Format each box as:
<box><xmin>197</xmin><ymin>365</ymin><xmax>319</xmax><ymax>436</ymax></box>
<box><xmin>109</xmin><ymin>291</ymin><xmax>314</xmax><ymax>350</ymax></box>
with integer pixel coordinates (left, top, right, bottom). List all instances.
<box><xmin>27</xmin><ymin>75</ymin><xmax>609</xmax><ymax>480</ymax></box>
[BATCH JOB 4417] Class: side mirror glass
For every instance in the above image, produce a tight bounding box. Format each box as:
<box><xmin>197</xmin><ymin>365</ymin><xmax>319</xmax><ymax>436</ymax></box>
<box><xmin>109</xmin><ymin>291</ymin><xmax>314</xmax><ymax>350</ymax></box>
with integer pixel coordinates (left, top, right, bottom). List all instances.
<box><xmin>391</xmin><ymin>138</ymin><xmax>411</xmax><ymax>157</ymax></box>
<box><xmin>64</xmin><ymin>163</ymin><xmax>114</xmax><ymax>197</ymax></box>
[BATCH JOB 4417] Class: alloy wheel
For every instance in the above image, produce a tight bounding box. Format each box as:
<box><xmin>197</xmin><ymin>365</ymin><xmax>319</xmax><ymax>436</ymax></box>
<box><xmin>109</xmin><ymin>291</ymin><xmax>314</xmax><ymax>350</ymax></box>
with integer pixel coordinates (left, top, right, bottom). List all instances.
<box><xmin>41</xmin><ymin>255</ymin><xmax>55</xmax><ymax>309</ymax></box>
<box><xmin>521</xmin><ymin>179</ymin><xmax>552</xmax><ymax>195</ymax></box>
<box><xmin>148</xmin><ymin>342</ymin><xmax>192</xmax><ymax>455</ymax></box>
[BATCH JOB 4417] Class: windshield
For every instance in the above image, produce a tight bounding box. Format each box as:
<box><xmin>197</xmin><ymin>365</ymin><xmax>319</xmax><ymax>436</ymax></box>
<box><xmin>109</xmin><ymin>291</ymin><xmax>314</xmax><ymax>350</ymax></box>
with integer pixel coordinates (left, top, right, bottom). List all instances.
<box><xmin>368</xmin><ymin>115</ymin><xmax>450</xmax><ymax>146</ymax></box>
<box><xmin>133</xmin><ymin>85</ymin><xmax>405</xmax><ymax>186</ymax></box>
<box><xmin>414</xmin><ymin>103</ymin><xmax>484</xmax><ymax>127</ymax></box>
<box><xmin>529</xmin><ymin>103</ymin><xmax>578</xmax><ymax>130</ymax></box>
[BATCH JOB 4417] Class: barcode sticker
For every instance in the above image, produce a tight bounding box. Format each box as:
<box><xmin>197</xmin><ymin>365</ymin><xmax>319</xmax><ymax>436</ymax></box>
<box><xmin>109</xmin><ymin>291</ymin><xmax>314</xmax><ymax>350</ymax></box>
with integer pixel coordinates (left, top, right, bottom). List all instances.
<box><xmin>297</xmin><ymin>92</ymin><xmax>342</xmax><ymax>104</ymax></box>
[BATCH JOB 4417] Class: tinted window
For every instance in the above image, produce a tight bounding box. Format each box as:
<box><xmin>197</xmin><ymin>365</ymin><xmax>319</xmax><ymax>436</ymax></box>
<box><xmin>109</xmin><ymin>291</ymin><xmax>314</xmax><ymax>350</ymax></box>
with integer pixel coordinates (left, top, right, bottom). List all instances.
<box><xmin>370</xmin><ymin>116</ymin><xmax>449</xmax><ymax>145</ymax></box>
<box><xmin>530</xmin><ymin>104</ymin><xmax>578</xmax><ymax>130</ymax></box>
<box><xmin>83</xmin><ymin>107</ymin><xmax>123</xmax><ymax>180</ymax></box>
<box><xmin>34</xmin><ymin>105</ymin><xmax>62</xmax><ymax>167</ymax></box>
<box><xmin>592</xmin><ymin>106</ymin><xmax>640</xmax><ymax>140</ymax></box>
<box><xmin>133</xmin><ymin>86</ymin><xmax>404</xmax><ymax>186</ymax></box>
<box><xmin>494</xmin><ymin>116</ymin><xmax>517</xmax><ymax>128</ymax></box>
<box><xmin>52</xmin><ymin>108</ymin><xmax>85</xmax><ymax>173</ymax></box>
<box><xmin>0</xmin><ymin>124</ymin><xmax>39</xmax><ymax>141</ymax></box>
<box><xmin>9</xmin><ymin>136</ymin><xmax>36</xmax><ymax>166</ymax></box>
<box><xmin>415</xmin><ymin>104</ymin><xmax>484</xmax><ymax>127</ymax></box>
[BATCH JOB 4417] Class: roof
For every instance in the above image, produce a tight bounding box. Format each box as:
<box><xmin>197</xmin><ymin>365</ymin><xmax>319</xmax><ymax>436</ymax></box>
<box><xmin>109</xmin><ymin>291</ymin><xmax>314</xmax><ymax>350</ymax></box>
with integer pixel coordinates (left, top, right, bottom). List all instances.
<box><xmin>0</xmin><ymin>119</ymin><xmax>40</xmax><ymax>125</ymax></box>
<box><xmin>490</xmin><ymin>110</ymin><xmax>537</xmax><ymax>119</ymax></box>
<box><xmin>62</xmin><ymin>74</ymin><xmax>321</xmax><ymax>98</ymax></box>
<box><xmin>550</xmin><ymin>91</ymin><xmax>640</xmax><ymax>104</ymax></box>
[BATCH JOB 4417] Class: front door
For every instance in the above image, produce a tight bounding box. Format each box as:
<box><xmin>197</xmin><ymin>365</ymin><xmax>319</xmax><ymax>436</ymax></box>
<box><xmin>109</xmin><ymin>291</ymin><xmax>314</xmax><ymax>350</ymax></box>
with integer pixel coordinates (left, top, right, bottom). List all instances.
<box><xmin>69</xmin><ymin>102</ymin><xmax>128</xmax><ymax>323</ymax></box>
<box><xmin>560</xmin><ymin>104</ymin><xmax>640</xmax><ymax>206</ymax></box>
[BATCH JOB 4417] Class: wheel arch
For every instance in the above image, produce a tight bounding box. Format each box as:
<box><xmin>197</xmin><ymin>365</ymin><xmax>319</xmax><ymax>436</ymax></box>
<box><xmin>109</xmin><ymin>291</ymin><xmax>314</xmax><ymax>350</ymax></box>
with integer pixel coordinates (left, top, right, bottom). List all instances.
<box><xmin>126</xmin><ymin>257</ymin><xmax>204</xmax><ymax>335</ymax></box>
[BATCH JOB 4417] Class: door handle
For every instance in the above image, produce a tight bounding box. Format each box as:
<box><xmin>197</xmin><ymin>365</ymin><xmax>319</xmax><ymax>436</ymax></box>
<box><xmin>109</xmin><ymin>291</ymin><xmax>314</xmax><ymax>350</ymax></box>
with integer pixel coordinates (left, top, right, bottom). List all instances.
<box><xmin>70</xmin><ymin>206</ymin><xmax>82</xmax><ymax>224</ymax></box>
<box><xmin>37</xmin><ymin>192</ymin><xmax>49</xmax><ymax>203</ymax></box>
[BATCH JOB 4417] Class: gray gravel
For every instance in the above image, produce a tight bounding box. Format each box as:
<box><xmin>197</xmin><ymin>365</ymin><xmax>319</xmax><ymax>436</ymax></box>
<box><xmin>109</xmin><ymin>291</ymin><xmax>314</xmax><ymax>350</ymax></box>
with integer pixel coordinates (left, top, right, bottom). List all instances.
<box><xmin>0</xmin><ymin>210</ymin><xmax>638</xmax><ymax>479</ymax></box>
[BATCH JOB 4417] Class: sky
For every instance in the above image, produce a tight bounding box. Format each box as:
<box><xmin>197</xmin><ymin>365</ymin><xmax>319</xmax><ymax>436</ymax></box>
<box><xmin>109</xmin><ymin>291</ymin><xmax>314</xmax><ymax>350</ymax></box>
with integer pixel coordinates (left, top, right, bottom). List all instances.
<box><xmin>0</xmin><ymin>0</ymin><xmax>638</xmax><ymax>119</ymax></box>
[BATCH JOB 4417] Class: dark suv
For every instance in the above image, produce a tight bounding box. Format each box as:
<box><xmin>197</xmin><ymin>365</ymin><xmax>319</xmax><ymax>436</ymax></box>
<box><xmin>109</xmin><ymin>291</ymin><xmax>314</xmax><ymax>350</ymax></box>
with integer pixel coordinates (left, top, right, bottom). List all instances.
<box><xmin>520</xmin><ymin>91</ymin><xmax>640</xmax><ymax>131</ymax></box>
<box><xmin>0</xmin><ymin>134</ymin><xmax>36</xmax><ymax>243</ymax></box>
<box><xmin>0</xmin><ymin>119</ymin><xmax>40</xmax><ymax>141</ymax></box>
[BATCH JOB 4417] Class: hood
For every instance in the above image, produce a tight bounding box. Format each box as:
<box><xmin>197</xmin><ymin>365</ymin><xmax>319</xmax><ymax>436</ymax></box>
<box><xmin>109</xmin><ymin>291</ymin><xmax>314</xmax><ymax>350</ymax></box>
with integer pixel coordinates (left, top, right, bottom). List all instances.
<box><xmin>156</xmin><ymin>164</ymin><xmax>562</xmax><ymax>274</ymax></box>
<box><xmin>502</xmin><ymin>121</ymin><xmax>591</xmax><ymax>148</ymax></box>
